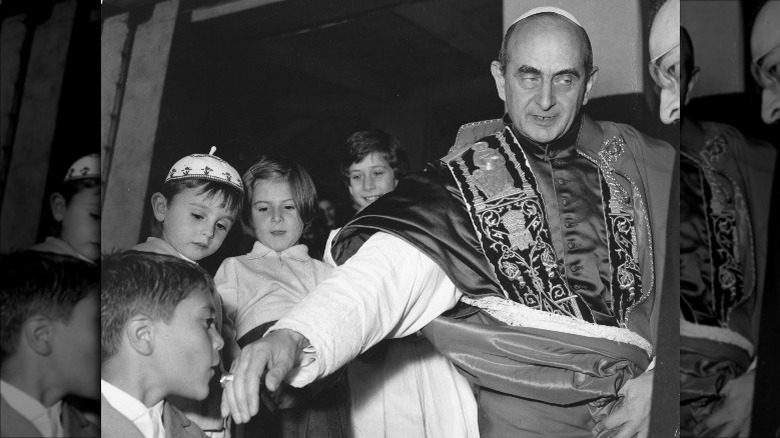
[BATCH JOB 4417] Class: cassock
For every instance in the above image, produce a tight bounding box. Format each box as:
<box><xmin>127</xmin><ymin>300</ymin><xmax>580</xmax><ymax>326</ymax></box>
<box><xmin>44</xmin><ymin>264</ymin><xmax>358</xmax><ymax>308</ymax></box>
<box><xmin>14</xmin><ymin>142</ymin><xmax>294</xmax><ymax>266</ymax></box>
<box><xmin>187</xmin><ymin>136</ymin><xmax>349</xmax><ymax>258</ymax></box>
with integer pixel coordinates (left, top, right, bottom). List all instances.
<box><xmin>679</xmin><ymin>121</ymin><xmax>775</xmax><ymax>436</ymax></box>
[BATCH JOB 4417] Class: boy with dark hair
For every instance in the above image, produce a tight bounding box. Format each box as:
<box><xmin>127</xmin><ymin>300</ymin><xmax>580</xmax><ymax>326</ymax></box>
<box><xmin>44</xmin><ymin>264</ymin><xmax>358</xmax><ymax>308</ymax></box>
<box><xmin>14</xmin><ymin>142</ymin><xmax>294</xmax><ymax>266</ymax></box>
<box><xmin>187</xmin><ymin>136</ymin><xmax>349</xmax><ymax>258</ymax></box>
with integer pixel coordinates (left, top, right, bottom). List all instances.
<box><xmin>338</xmin><ymin>129</ymin><xmax>409</xmax><ymax>213</ymax></box>
<box><xmin>132</xmin><ymin>147</ymin><xmax>242</xmax><ymax>437</ymax></box>
<box><xmin>101</xmin><ymin>251</ymin><xmax>224</xmax><ymax>438</ymax></box>
<box><xmin>30</xmin><ymin>154</ymin><xmax>100</xmax><ymax>263</ymax></box>
<box><xmin>0</xmin><ymin>251</ymin><xmax>100</xmax><ymax>437</ymax></box>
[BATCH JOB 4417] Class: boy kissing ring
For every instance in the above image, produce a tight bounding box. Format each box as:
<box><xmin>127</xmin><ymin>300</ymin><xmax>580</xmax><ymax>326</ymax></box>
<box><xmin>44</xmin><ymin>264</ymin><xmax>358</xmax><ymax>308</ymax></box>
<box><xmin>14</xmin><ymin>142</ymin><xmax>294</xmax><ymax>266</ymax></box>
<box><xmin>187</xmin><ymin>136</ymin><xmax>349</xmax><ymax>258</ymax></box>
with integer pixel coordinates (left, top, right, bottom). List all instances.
<box><xmin>220</xmin><ymin>373</ymin><xmax>234</xmax><ymax>387</ymax></box>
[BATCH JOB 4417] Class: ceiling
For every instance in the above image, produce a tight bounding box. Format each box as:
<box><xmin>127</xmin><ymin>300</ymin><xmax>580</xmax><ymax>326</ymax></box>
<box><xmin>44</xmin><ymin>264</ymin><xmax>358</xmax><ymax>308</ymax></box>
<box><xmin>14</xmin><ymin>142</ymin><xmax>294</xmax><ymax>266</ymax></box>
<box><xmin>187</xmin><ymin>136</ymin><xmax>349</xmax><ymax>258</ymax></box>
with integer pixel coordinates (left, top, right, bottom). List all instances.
<box><xmin>148</xmin><ymin>0</ymin><xmax>503</xmax><ymax>179</ymax></box>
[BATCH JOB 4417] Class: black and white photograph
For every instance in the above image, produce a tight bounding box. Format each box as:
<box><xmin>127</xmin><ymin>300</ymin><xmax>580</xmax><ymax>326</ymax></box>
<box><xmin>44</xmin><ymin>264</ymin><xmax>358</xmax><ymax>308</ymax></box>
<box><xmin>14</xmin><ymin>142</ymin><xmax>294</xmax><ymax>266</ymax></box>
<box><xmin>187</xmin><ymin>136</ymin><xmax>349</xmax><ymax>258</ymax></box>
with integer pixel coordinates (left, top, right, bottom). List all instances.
<box><xmin>0</xmin><ymin>0</ymin><xmax>778</xmax><ymax>437</ymax></box>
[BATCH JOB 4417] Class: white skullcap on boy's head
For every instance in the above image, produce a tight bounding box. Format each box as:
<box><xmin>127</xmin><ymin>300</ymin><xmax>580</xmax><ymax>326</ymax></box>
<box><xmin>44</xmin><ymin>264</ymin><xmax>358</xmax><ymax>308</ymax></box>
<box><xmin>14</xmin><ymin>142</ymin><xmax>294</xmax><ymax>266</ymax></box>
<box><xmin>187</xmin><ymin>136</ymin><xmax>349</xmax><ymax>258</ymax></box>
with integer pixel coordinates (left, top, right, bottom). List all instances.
<box><xmin>512</xmin><ymin>6</ymin><xmax>582</xmax><ymax>27</ymax></box>
<box><xmin>64</xmin><ymin>153</ymin><xmax>100</xmax><ymax>182</ymax></box>
<box><xmin>165</xmin><ymin>146</ymin><xmax>244</xmax><ymax>192</ymax></box>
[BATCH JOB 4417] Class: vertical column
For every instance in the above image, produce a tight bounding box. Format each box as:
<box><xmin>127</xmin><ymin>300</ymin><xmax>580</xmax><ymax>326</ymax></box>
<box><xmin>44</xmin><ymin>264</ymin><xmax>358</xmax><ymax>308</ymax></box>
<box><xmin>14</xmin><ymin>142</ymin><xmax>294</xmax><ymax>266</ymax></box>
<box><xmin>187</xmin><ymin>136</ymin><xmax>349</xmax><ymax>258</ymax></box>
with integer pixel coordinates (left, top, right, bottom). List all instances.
<box><xmin>100</xmin><ymin>12</ymin><xmax>130</xmax><ymax>188</ymax></box>
<box><xmin>102</xmin><ymin>0</ymin><xmax>179</xmax><ymax>252</ymax></box>
<box><xmin>0</xmin><ymin>14</ymin><xmax>27</xmax><ymax>155</ymax></box>
<box><xmin>0</xmin><ymin>2</ymin><xmax>76</xmax><ymax>252</ymax></box>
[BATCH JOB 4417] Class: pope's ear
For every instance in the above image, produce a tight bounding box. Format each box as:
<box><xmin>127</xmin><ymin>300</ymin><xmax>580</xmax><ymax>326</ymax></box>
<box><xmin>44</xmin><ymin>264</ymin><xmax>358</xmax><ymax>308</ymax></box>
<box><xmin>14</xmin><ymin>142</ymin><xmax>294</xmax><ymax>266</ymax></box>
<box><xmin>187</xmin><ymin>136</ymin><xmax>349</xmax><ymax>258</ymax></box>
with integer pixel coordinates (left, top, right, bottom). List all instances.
<box><xmin>491</xmin><ymin>61</ymin><xmax>507</xmax><ymax>102</ymax></box>
<box><xmin>126</xmin><ymin>315</ymin><xmax>154</xmax><ymax>356</ymax></box>
<box><xmin>582</xmin><ymin>67</ymin><xmax>599</xmax><ymax>106</ymax></box>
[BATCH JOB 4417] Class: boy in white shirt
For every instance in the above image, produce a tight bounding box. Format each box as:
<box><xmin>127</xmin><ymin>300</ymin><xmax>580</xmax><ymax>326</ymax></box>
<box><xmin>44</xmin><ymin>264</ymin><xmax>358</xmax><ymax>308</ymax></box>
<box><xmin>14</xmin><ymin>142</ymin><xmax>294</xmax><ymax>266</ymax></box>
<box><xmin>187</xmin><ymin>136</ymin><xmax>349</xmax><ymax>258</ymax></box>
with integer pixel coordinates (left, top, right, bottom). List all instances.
<box><xmin>101</xmin><ymin>251</ymin><xmax>225</xmax><ymax>438</ymax></box>
<box><xmin>0</xmin><ymin>251</ymin><xmax>100</xmax><ymax>437</ymax></box>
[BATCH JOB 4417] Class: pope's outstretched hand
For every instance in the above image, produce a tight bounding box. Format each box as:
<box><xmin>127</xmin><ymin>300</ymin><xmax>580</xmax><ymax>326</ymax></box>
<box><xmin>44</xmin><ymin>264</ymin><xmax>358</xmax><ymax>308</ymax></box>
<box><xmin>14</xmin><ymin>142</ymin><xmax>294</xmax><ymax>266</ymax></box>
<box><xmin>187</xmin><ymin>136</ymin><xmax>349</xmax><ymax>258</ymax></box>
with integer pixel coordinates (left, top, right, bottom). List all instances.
<box><xmin>220</xmin><ymin>329</ymin><xmax>309</xmax><ymax>424</ymax></box>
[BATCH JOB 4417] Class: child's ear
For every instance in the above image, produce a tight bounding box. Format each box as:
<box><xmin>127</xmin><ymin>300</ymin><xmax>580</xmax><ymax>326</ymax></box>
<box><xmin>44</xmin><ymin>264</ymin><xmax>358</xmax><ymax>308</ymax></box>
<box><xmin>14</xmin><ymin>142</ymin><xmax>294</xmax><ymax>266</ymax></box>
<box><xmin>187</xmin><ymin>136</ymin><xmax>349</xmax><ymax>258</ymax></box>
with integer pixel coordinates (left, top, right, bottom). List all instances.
<box><xmin>150</xmin><ymin>193</ymin><xmax>168</xmax><ymax>223</ymax></box>
<box><xmin>126</xmin><ymin>315</ymin><xmax>154</xmax><ymax>356</ymax></box>
<box><xmin>49</xmin><ymin>193</ymin><xmax>67</xmax><ymax>223</ymax></box>
<box><xmin>23</xmin><ymin>315</ymin><xmax>53</xmax><ymax>356</ymax></box>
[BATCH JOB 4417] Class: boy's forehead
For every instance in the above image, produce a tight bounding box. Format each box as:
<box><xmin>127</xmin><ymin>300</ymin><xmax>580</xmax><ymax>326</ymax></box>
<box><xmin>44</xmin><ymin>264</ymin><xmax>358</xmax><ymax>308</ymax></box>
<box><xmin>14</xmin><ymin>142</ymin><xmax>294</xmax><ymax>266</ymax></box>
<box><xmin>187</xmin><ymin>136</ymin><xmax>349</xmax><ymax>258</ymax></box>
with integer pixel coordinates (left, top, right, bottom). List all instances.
<box><xmin>72</xmin><ymin>184</ymin><xmax>101</xmax><ymax>202</ymax></box>
<box><xmin>176</xmin><ymin>287</ymin><xmax>216</xmax><ymax>314</ymax></box>
<box><xmin>171</xmin><ymin>187</ymin><xmax>237</xmax><ymax>217</ymax></box>
<box><xmin>352</xmin><ymin>152</ymin><xmax>391</xmax><ymax>169</ymax></box>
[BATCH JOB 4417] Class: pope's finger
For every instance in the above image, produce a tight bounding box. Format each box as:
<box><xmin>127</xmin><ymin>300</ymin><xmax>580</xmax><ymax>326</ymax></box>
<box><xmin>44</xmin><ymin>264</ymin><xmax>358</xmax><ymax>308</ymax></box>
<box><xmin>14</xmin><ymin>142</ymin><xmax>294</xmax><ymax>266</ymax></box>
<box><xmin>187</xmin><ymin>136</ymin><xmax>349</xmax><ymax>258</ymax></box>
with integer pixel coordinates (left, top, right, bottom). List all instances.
<box><xmin>700</xmin><ymin>407</ymin><xmax>730</xmax><ymax>432</ymax></box>
<box><xmin>612</xmin><ymin>423</ymin><xmax>640</xmax><ymax>438</ymax></box>
<box><xmin>222</xmin><ymin>376</ymin><xmax>242</xmax><ymax>424</ymax></box>
<box><xmin>245</xmin><ymin>359</ymin><xmax>262</xmax><ymax>417</ymax></box>
<box><xmin>220</xmin><ymin>389</ymin><xmax>229</xmax><ymax>419</ymax></box>
<box><xmin>599</xmin><ymin>405</ymin><xmax>629</xmax><ymax>431</ymax></box>
<box><xmin>232</xmin><ymin>352</ymin><xmax>253</xmax><ymax>423</ymax></box>
<box><xmin>260</xmin><ymin>390</ymin><xmax>278</xmax><ymax>414</ymax></box>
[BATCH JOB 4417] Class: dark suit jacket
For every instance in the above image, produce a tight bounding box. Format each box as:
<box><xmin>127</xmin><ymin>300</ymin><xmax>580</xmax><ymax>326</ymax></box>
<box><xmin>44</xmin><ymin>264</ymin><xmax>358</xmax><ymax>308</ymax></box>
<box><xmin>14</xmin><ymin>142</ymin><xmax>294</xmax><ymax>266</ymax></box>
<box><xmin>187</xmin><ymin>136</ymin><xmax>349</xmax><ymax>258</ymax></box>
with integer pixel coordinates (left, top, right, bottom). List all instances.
<box><xmin>101</xmin><ymin>395</ymin><xmax>207</xmax><ymax>438</ymax></box>
<box><xmin>0</xmin><ymin>395</ymin><xmax>99</xmax><ymax>437</ymax></box>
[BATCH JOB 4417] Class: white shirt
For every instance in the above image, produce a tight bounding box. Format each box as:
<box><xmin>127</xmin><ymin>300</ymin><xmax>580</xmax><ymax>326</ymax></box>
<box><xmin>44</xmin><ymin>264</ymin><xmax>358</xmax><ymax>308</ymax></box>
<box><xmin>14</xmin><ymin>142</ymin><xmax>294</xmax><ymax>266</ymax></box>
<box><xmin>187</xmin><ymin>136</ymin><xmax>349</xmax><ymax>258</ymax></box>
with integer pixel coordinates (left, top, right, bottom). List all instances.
<box><xmin>270</xmin><ymin>232</ymin><xmax>479</xmax><ymax>437</ymax></box>
<box><xmin>0</xmin><ymin>379</ymin><xmax>64</xmax><ymax>437</ymax></box>
<box><xmin>101</xmin><ymin>380</ymin><xmax>164</xmax><ymax>438</ymax></box>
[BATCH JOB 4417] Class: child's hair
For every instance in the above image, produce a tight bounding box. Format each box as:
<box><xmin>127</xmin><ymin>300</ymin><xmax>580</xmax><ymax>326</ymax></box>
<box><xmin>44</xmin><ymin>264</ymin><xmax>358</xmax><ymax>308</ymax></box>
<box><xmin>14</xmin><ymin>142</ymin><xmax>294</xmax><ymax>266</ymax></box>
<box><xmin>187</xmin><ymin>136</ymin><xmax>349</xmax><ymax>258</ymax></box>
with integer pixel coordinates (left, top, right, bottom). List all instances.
<box><xmin>100</xmin><ymin>251</ymin><xmax>216</xmax><ymax>363</ymax></box>
<box><xmin>160</xmin><ymin>179</ymin><xmax>243</xmax><ymax>218</ymax></box>
<box><xmin>241</xmin><ymin>155</ymin><xmax>318</xmax><ymax>227</ymax></box>
<box><xmin>339</xmin><ymin>130</ymin><xmax>410</xmax><ymax>182</ymax></box>
<box><xmin>0</xmin><ymin>251</ymin><xmax>99</xmax><ymax>362</ymax></box>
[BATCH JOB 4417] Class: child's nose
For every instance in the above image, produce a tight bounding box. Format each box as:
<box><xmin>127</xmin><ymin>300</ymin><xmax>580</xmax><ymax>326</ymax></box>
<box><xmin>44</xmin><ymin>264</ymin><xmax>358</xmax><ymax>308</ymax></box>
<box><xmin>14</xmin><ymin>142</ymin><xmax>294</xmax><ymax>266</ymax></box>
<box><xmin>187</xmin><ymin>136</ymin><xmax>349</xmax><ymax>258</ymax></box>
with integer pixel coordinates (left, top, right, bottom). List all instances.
<box><xmin>202</xmin><ymin>223</ymin><xmax>215</xmax><ymax>238</ymax></box>
<box><xmin>210</xmin><ymin>325</ymin><xmax>224</xmax><ymax>352</ymax></box>
<box><xmin>363</xmin><ymin>176</ymin><xmax>376</xmax><ymax>192</ymax></box>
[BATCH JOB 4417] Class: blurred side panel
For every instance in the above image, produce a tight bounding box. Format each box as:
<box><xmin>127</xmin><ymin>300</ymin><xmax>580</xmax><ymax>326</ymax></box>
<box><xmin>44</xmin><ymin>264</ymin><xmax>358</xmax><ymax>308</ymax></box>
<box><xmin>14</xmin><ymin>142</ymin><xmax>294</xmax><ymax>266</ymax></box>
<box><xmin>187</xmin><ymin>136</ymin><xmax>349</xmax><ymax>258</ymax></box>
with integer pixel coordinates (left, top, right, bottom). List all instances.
<box><xmin>0</xmin><ymin>1</ymin><xmax>76</xmax><ymax>251</ymax></box>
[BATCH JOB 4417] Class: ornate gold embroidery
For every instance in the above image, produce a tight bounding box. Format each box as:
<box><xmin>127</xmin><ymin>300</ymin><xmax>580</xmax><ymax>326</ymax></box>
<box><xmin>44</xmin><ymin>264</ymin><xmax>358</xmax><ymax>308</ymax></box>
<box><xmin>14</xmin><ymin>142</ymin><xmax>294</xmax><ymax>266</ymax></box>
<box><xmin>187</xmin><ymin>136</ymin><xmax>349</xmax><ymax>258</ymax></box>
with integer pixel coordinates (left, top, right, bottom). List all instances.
<box><xmin>589</xmin><ymin>135</ymin><xmax>644</xmax><ymax>326</ymax></box>
<box><xmin>472</xmin><ymin>144</ymin><xmax>514</xmax><ymax>199</ymax></box>
<box><xmin>688</xmin><ymin>134</ymin><xmax>754</xmax><ymax>325</ymax></box>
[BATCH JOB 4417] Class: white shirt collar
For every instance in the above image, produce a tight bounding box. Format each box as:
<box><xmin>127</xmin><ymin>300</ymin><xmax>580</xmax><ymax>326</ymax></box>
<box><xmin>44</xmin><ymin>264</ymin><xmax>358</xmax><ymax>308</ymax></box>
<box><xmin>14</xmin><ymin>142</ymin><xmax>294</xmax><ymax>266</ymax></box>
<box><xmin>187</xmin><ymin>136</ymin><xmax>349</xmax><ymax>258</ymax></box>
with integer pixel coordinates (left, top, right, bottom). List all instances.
<box><xmin>101</xmin><ymin>379</ymin><xmax>164</xmax><ymax>438</ymax></box>
<box><xmin>142</xmin><ymin>237</ymin><xmax>198</xmax><ymax>265</ymax></box>
<box><xmin>0</xmin><ymin>379</ymin><xmax>63</xmax><ymax>437</ymax></box>
<box><xmin>248</xmin><ymin>240</ymin><xmax>311</xmax><ymax>261</ymax></box>
<box><xmin>38</xmin><ymin>237</ymin><xmax>95</xmax><ymax>264</ymax></box>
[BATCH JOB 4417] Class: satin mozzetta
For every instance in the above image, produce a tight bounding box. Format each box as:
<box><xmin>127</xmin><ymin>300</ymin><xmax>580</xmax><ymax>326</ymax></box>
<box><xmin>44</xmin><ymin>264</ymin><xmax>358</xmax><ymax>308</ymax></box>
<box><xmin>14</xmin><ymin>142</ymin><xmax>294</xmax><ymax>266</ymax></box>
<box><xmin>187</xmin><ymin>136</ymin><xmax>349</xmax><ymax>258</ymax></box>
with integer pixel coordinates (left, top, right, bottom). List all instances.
<box><xmin>679</xmin><ymin>336</ymin><xmax>750</xmax><ymax>437</ymax></box>
<box><xmin>333</xmin><ymin>115</ymin><xmax>671</xmax><ymax>341</ymax></box>
<box><xmin>331</xmin><ymin>114</ymin><xmax>676</xmax><ymax>436</ymax></box>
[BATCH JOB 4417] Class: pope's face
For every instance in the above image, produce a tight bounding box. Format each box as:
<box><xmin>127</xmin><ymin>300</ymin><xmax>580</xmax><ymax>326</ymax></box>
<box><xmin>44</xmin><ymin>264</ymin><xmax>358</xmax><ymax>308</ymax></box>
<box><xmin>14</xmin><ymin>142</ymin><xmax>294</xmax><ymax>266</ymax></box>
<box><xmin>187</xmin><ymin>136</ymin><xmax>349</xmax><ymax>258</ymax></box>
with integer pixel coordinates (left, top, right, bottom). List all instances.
<box><xmin>649</xmin><ymin>0</ymin><xmax>681</xmax><ymax>125</ymax></box>
<box><xmin>750</xmin><ymin>1</ymin><xmax>780</xmax><ymax>125</ymax></box>
<box><xmin>757</xmin><ymin>46</ymin><xmax>780</xmax><ymax>125</ymax></box>
<box><xmin>491</xmin><ymin>18</ymin><xmax>595</xmax><ymax>143</ymax></box>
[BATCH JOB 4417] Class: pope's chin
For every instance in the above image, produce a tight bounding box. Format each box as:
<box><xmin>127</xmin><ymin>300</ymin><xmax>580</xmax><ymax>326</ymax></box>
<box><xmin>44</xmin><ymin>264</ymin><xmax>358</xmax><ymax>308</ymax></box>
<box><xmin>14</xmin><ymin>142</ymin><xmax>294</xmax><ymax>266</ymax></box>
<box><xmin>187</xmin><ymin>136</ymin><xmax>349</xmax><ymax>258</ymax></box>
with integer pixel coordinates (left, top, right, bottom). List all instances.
<box><xmin>521</xmin><ymin>121</ymin><xmax>566</xmax><ymax>144</ymax></box>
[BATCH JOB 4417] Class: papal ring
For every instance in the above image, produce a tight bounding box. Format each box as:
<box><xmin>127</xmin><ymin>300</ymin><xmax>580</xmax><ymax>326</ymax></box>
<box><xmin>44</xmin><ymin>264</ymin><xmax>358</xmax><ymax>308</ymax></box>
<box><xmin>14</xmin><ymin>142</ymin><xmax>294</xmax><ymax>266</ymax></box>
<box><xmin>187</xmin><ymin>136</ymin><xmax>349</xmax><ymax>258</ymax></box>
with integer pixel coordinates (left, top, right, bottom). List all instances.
<box><xmin>220</xmin><ymin>374</ymin><xmax>234</xmax><ymax>387</ymax></box>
